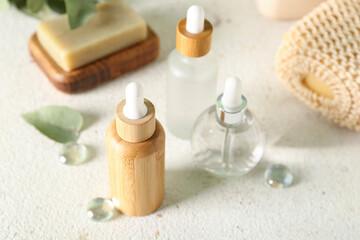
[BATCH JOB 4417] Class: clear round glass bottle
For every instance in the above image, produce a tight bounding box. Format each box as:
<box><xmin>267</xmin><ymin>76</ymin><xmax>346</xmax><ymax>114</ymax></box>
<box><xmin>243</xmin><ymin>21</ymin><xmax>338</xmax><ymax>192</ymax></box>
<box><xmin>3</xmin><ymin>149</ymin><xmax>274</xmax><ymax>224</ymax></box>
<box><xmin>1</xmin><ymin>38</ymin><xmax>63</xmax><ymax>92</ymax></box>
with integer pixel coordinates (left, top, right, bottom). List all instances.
<box><xmin>191</xmin><ymin>95</ymin><xmax>265</xmax><ymax>176</ymax></box>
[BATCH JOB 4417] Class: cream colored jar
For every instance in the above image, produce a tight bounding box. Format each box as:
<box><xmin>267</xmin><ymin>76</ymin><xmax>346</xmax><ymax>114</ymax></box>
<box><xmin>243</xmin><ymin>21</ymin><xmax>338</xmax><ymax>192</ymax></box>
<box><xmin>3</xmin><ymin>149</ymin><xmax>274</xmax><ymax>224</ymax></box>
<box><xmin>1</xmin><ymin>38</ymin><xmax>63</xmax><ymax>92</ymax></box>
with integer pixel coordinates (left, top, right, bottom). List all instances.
<box><xmin>255</xmin><ymin>0</ymin><xmax>324</xmax><ymax>20</ymax></box>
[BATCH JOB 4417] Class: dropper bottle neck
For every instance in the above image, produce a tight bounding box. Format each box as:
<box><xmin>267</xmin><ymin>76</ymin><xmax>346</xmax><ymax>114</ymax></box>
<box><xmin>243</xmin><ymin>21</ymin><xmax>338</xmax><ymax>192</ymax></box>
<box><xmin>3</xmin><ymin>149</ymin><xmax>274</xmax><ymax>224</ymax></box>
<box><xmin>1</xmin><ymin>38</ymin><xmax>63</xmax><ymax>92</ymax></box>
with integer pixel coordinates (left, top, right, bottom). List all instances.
<box><xmin>216</xmin><ymin>94</ymin><xmax>247</xmax><ymax>127</ymax></box>
<box><xmin>216</xmin><ymin>76</ymin><xmax>247</xmax><ymax>127</ymax></box>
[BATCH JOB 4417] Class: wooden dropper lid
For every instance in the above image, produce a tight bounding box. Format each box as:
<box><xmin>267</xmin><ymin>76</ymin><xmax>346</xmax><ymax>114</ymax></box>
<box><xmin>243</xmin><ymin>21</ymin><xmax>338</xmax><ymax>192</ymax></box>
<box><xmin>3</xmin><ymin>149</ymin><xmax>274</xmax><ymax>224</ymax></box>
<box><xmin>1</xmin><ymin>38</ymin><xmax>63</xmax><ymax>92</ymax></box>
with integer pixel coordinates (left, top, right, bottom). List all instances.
<box><xmin>115</xmin><ymin>83</ymin><xmax>156</xmax><ymax>143</ymax></box>
<box><xmin>176</xmin><ymin>6</ymin><xmax>213</xmax><ymax>58</ymax></box>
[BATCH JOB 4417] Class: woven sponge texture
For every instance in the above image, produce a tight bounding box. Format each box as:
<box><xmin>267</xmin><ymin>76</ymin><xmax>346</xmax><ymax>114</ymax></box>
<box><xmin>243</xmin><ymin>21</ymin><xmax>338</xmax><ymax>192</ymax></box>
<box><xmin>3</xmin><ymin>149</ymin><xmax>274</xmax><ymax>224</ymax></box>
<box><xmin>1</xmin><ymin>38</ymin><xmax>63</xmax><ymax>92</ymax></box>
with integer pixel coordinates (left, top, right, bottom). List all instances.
<box><xmin>276</xmin><ymin>0</ymin><xmax>360</xmax><ymax>131</ymax></box>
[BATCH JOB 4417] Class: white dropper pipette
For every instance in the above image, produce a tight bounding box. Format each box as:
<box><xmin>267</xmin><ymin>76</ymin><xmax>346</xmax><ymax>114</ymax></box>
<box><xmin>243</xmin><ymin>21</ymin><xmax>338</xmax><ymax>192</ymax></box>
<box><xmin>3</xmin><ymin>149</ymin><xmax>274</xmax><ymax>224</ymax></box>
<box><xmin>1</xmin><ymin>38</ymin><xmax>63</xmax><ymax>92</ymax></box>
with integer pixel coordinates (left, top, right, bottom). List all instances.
<box><xmin>123</xmin><ymin>82</ymin><xmax>148</xmax><ymax>119</ymax></box>
<box><xmin>221</xmin><ymin>77</ymin><xmax>243</xmax><ymax>112</ymax></box>
<box><xmin>186</xmin><ymin>5</ymin><xmax>205</xmax><ymax>34</ymax></box>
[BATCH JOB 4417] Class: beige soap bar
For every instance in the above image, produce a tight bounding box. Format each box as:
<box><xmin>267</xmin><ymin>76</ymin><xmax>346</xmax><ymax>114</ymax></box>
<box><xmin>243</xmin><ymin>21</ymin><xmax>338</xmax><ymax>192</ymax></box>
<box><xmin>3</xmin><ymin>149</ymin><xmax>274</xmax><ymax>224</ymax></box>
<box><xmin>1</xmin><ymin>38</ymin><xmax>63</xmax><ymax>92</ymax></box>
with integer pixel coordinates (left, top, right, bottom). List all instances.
<box><xmin>37</xmin><ymin>0</ymin><xmax>147</xmax><ymax>71</ymax></box>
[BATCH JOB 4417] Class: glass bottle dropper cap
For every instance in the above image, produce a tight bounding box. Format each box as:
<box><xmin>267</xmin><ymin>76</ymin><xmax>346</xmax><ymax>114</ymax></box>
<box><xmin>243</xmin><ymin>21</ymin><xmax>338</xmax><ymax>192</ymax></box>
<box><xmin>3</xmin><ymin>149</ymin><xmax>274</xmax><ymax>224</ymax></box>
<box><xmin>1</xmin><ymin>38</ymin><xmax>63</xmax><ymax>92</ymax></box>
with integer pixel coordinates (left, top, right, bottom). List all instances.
<box><xmin>176</xmin><ymin>5</ymin><xmax>213</xmax><ymax>57</ymax></box>
<box><xmin>216</xmin><ymin>77</ymin><xmax>248</xmax><ymax>126</ymax></box>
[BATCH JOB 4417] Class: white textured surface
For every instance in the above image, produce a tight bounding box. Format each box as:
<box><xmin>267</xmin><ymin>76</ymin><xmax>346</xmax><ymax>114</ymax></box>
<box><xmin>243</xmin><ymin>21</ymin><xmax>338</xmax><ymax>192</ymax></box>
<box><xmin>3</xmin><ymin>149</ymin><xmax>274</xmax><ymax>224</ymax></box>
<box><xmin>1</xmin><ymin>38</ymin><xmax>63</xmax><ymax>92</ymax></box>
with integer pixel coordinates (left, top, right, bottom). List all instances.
<box><xmin>0</xmin><ymin>0</ymin><xmax>359</xmax><ymax>239</ymax></box>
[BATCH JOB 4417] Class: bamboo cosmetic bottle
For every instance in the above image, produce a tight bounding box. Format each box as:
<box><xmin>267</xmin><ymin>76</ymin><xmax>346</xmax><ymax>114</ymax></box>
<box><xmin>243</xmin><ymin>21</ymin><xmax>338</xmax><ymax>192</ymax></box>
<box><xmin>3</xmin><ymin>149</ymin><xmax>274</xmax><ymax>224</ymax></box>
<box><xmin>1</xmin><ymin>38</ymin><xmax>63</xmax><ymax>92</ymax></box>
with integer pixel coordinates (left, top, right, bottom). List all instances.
<box><xmin>106</xmin><ymin>82</ymin><xmax>165</xmax><ymax>216</ymax></box>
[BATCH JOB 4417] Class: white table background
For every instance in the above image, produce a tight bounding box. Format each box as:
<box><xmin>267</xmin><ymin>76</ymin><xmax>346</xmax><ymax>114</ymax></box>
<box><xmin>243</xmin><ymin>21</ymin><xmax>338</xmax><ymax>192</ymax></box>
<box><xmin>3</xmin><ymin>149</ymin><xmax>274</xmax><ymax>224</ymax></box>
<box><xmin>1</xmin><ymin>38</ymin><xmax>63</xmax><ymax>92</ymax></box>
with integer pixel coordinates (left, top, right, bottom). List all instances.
<box><xmin>1</xmin><ymin>0</ymin><xmax>359</xmax><ymax>239</ymax></box>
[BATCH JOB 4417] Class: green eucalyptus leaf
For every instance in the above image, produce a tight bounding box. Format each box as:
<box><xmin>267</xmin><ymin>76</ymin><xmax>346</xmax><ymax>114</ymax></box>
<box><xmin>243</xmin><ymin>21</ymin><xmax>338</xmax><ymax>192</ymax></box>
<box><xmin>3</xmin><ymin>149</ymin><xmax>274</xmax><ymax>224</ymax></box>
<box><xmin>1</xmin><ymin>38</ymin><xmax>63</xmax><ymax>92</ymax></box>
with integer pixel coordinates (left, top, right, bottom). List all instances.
<box><xmin>64</xmin><ymin>0</ymin><xmax>97</xmax><ymax>30</ymax></box>
<box><xmin>0</xmin><ymin>0</ymin><xmax>10</xmax><ymax>11</ymax></box>
<box><xmin>46</xmin><ymin>0</ymin><xmax>65</xmax><ymax>14</ymax></box>
<box><xmin>9</xmin><ymin>0</ymin><xmax>41</xmax><ymax>19</ymax></box>
<box><xmin>10</xmin><ymin>0</ymin><xmax>26</xmax><ymax>9</ymax></box>
<box><xmin>17</xmin><ymin>8</ymin><xmax>42</xmax><ymax>19</ymax></box>
<box><xmin>27</xmin><ymin>0</ymin><xmax>44</xmax><ymax>13</ymax></box>
<box><xmin>22</xmin><ymin>105</ymin><xmax>83</xmax><ymax>143</ymax></box>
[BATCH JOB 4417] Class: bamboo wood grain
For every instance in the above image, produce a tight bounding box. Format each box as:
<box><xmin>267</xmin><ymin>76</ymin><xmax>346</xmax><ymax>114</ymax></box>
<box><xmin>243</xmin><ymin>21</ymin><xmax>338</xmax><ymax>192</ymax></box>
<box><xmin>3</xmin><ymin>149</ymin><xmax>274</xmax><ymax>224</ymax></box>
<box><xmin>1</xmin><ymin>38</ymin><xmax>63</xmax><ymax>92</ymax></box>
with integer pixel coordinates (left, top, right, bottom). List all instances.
<box><xmin>28</xmin><ymin>26</ymin><xmax>159</xmax><ymax>94</ymax></box>
<box><xmin>106</xmin><ymin>119</ymin><xmax>165</xmax><ymax>216</ymax></box>
<box><xmin>176</xmin><ymin>18</ymin><xmax>213</xmax><ymax>58</ymax></box>
<box><xmin>115</xmin><ymin>99</ymin><xmax>156</xmax><ymax>143</ymax></box>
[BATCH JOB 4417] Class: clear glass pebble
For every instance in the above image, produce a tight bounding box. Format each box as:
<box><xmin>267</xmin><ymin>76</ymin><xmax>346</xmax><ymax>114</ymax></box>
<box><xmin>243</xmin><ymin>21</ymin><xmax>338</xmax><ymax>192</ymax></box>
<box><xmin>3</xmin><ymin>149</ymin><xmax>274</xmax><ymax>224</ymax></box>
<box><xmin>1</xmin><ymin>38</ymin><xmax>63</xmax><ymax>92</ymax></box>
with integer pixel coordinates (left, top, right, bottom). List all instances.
<box><xmin>59</xmin><ymin>142</ymin><xmax>87</xmax><ymax>165</ymax></box>
<box><xmin>265</xmin><ymin>164</ymin><xmax>293</xmax><ymax>189</ymax></box>
<box><xmin>87</xmin><ymin>198</ymin><xmax>115</xmax><ymax>222</ymax></box>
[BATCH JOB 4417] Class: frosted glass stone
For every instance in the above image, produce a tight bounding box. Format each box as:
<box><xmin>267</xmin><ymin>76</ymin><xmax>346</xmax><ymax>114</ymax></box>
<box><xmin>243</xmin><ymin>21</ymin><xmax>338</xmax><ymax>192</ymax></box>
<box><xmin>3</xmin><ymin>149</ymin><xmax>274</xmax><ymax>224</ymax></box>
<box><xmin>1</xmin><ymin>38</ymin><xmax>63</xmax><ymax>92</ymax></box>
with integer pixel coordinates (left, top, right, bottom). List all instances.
<box><xmin>59</xmin><ymin>143</ymin><xmax>87</xmax><ymax>165</ymax></box>
<box><xmin>87</xmin><ymin>198</ymin><xmax>115</xmax><ymax>222</ymax></box>
<box><xmin>265</xmin><ymin>164</ymin><xmax>293</xmax><ymax>189</ymax></box>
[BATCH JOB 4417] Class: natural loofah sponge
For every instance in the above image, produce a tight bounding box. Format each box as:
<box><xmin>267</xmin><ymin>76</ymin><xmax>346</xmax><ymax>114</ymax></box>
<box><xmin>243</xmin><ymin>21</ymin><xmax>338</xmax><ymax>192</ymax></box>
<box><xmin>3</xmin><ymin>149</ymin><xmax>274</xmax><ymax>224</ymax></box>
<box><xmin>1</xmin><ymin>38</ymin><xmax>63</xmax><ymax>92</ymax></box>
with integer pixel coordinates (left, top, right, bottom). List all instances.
<box><xmin>276</xmin><ymin>0</ymin><xmax>360</xmax><ymax>131</ymax></box>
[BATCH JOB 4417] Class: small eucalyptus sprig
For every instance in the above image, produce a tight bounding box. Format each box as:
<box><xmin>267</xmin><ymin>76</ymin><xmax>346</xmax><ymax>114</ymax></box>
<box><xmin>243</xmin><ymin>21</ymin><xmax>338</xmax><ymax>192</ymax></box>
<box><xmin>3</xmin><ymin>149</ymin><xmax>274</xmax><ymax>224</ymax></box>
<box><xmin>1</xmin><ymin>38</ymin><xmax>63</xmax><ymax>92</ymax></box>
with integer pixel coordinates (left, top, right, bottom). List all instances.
<box><xmin>23</xmin><ymin>105</ymin><xmax>84</xmax><ymax>143</ymax></box>
<box><xmin>3</xmin><ymin>0</ymin><xmax>98</xmax><ymax>30</ymax></box>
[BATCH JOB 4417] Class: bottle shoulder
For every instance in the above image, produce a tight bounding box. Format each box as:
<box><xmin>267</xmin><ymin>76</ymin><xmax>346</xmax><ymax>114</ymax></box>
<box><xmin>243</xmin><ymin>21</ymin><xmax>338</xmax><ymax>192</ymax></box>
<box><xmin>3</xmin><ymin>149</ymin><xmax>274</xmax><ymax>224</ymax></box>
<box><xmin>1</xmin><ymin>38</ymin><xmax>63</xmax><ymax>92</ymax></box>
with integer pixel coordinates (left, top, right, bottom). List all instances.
<box><xmin>168</xmin><ymin>49</ymin><xmax>217</xmax><ymax>68</ymax></box>
<box><xmin>167</xmin><ymin>49</ymin><xmax>218</xmax><ymax>82</ymax></box>
<box><xmin>106</xmin><ymin>119</ymin><xmax>165</xmax><ymax>156</ymax></box>
<box><xmin>193</xmin><ymin>106</ymin><xmax>263</xmax><ymax>134</ymax></box>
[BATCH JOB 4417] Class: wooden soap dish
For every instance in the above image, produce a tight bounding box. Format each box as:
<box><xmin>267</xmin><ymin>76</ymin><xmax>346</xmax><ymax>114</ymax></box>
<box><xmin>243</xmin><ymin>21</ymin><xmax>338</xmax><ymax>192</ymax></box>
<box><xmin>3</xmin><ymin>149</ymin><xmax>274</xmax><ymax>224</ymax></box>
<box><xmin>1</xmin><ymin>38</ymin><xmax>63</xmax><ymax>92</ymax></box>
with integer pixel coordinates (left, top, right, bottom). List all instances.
<box><xmin>29</xmin><ymin>27</ymin><xmax>160</xmax><ymax>93</ymax></box>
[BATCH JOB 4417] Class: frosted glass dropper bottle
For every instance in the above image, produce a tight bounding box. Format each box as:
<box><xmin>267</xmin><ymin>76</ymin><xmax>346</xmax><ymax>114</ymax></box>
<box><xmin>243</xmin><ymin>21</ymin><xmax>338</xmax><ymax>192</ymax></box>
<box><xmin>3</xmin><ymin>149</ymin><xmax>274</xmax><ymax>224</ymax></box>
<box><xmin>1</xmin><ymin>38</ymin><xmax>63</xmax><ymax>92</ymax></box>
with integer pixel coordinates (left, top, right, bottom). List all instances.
<box><xmin>166</xmin><ymin>5</ymin><xmax>218</xmax><ymax>139</ymax></box>
<box><xmin>191</xmin><ymin>77</ymin><xmax>265</xmax><ymax>177</ymax></box>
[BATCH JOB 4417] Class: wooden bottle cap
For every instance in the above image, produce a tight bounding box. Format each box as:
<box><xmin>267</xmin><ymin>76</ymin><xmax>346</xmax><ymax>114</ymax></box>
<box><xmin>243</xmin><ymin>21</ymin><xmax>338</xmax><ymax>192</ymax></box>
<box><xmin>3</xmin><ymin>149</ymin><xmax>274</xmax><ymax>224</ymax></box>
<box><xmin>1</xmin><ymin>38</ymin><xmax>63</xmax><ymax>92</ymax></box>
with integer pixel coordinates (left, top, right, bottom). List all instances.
<box><xmin>115</xmin><ymin>98</ymin><xmax>156</xmax><ymax>143</ymax></box>
<box><xmin>176</xmin><ymin>18</ymin><xmax>213</xmax><ymax>58</ymax></box>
